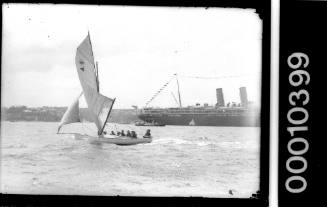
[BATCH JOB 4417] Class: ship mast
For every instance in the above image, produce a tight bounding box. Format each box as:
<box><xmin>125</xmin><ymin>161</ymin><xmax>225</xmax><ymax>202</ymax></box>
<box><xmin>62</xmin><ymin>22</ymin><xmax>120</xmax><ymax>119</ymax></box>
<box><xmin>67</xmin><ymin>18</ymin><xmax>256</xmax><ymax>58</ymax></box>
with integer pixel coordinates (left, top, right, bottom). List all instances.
<box><xmin>171</xmin><ymin>92</ymin><xmax>179</xmax><ymax>107</ymax></box>
<box><xmin>175</xmin><ymin>73</ymin><xmax>182</xmax><ymax>108</ymax></box>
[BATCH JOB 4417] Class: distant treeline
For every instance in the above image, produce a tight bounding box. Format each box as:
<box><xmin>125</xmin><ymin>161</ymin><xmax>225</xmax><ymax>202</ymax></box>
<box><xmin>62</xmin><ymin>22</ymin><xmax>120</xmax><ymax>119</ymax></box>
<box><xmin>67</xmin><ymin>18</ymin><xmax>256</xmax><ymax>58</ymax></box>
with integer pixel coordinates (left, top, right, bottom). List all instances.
<box><xmin>1</xmin><ymin>106</ymin><xmax>140</xmax><ymax>124</ymax></box>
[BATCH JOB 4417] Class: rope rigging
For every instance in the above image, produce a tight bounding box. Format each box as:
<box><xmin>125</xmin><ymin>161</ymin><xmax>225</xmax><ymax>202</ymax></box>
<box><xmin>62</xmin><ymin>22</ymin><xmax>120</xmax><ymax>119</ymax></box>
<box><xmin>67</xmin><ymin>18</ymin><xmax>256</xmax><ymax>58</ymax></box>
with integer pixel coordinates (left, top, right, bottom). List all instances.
<box><xmin>144</xmin><ymin>73</ymin><xmax>259</xmax><ymax>107</ymax></box>
<box><xmin>178</xmin><ymin>73</ymin><xmax>260</xmax><ymax>80</ymax></box>
<box><xmin>144</xmin><ymin>75</ymin><xmax>176</xmax><ymax>107</ymax></box>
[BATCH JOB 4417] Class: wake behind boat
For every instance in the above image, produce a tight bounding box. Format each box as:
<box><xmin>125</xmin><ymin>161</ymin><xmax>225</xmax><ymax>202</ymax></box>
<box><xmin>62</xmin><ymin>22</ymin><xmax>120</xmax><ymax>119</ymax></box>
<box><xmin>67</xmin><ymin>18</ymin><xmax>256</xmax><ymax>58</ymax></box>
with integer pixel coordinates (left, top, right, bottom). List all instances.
<box><xmin>57</xmin><ymin>32</ymin><xmax>152</xmax><ymax>146</ymax></box>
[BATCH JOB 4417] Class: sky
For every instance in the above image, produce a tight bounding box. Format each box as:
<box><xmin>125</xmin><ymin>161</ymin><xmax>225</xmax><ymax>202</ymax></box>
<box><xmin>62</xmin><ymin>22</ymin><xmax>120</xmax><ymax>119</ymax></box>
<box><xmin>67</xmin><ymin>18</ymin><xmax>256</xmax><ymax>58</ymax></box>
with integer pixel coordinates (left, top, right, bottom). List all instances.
<box><xmin>2</xmin><ymin>4</ymin><xmax>262</xmax><ymax>109</ymax></box>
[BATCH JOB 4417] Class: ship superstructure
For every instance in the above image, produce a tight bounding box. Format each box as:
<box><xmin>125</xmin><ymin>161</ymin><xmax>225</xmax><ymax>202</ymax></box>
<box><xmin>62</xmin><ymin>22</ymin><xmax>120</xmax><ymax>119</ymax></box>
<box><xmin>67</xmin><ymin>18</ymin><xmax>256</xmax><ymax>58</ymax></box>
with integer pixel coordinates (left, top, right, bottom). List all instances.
<box><xmin>137</xmin><ymin>85</ymin><xmax>260</xmax><ymax>127</ymax></box>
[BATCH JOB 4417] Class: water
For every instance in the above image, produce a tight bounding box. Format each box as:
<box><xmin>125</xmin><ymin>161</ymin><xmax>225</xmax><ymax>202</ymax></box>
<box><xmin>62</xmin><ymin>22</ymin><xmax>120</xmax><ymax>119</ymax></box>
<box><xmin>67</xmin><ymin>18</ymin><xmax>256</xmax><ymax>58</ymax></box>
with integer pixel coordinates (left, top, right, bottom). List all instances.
<box><xmin>1</xmin><ymin>121</ymin><xmax>260</xmax><ymax>198</ymax></box>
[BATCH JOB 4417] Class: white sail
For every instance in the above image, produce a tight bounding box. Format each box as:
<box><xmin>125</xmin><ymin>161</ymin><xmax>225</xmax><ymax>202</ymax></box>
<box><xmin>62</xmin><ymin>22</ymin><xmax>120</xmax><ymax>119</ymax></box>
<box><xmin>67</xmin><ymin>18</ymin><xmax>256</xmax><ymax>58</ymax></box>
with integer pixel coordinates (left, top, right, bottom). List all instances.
<box><xmin>189</xmin><ymin>118</ymin><xmax>195</xmax><ymax>126</ymax></box>
<box><xmin>75</xmin><ymin>34</ymin><xmax>98</xmax><ymax>92</ymax></box>
<box><xmin>75</xmin><ymin>33</ymin><xmax>115</xmax><ymax>135</ymax></box>
<box><xmin>58</xmin><ymin>92</ymin><xmax>83</xmax><ymax>133</ymax></box>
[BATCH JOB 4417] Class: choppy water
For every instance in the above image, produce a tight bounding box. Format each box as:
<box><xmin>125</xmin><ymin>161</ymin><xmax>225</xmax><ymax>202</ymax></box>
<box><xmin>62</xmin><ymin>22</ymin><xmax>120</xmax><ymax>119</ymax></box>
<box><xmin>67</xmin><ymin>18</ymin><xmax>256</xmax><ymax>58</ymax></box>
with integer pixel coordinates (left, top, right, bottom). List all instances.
<box><xmin>1</xmin><ymin>121</ymin><xmax>260</xmax><ymax>197</ymax></box>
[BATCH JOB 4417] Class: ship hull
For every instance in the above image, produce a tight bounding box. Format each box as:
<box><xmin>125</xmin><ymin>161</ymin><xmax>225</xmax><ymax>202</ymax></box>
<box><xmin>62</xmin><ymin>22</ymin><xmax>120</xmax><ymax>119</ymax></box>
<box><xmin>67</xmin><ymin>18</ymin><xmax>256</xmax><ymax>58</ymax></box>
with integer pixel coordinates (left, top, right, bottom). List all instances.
<box><xmin>138</xmin><ymin>113</ymin><xmax>260</xmax><ymax>127</ymax></box>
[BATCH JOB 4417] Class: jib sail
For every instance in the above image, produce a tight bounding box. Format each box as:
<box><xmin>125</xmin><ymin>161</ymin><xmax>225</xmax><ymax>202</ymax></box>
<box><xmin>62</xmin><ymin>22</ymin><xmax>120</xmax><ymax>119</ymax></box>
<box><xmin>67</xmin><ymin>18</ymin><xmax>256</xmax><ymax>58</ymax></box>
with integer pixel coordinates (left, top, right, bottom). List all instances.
<box><xmin>57</xmin><ymin>92</ymin><xmax>83</xmax><ymax>133</ymax></box>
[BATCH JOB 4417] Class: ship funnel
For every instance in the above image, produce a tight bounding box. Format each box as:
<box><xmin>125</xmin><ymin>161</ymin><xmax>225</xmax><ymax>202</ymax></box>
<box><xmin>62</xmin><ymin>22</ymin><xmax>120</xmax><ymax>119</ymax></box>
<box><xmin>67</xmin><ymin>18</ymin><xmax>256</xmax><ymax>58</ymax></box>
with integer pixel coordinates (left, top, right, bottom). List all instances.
<box><xmin>239</xmin><ymin>87</ymin><xmax>248</xmax><ymax>107</ymax></box>
<box><xmin>216</xmin><ymin>88</ymin><xmax>225</xmax><ymax>107</ymax></box>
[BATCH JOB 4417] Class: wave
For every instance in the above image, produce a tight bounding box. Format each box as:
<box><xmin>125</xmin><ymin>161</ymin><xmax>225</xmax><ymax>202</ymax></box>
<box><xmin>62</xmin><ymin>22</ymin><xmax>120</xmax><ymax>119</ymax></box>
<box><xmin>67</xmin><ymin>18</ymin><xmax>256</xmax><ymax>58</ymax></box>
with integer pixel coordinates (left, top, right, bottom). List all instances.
<box><xmin>148</xmin><ymin>137</ymin><xmax>254</xmax><ymax>149</ymax></box>
<box><xmin>217</xmin><ymin>141</ymin><xmax>241</xmax><ymax>148</ymax></box>
<box><xmin>149</xmin><ymin>137</ymin><xmax>214</xmax><ymax>147</ymax></box>
<box><xmin>5</xmin><ymin>143</ymin><xmax>27</xmax><ymax>149</ymax></box>
<box><xmin>217</xmin><ymin>141</ymin><xmax>258</xmax><ymax>150</ymax></box>
<box><xmin>196</xmin><ymin>141</ymin><xmax>212</xmax><ymax>146</ymax></box>
<box><xmin>4</xmin><ymin>152</ymin><xmax>45</xmax><ymax>163</ymax></box>
<box><xmin>151</xmin><ymin>138</ymin><xmax>192</xmax><ymax>145</ymax></box>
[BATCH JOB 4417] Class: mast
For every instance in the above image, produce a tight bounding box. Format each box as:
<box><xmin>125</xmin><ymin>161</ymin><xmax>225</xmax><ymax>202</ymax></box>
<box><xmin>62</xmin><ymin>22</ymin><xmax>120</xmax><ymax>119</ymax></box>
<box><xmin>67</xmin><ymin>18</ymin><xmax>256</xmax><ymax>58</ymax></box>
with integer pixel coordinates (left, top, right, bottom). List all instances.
<box><xmin>175</xmin><ymin>73</ymin><xmax>182</xmax><ymax>108</ymax></box>
<box><xmin>89</xmin><ymin>31</ymin><xmax>99</xmax><ymax>93</ymax></box>
<box><xmin>96</xmin><ymin>61</ymin><xmax>99</xmax><ymax>92</ymax></box>
<box><xmin>87</xmin><ymin>31</ymin><xmax>96</xmax><ymax>68</ymax></box>
<box><xmin>171</xmin><ymin>92</ymin><xmax>179</xmax><ymax>107</ymax></box>
<box><xmin>98</xmin><ymin>98</ymin><xmax>116</xmax><ymax>136</ymax></box>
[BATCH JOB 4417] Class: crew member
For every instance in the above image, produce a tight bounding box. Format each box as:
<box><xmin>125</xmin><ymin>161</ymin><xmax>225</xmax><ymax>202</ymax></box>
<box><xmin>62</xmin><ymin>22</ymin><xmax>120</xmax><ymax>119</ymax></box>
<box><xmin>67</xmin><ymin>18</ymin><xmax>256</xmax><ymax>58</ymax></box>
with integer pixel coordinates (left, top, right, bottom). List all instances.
<box><xmin>121</xmin><ymin>130</ymin><xmax>125</xmax><ymax>136</ymax></box>
<box><xmin>131</xmin><ymin>131</ymin><xmax>137</xmax><ymax>138</ymax></box>
<box><xmin>143</xmin><ymin>129</ymin><xmax>151</xmax><ymax>138</ymax></box>
<box><xmin>126</xmin><ymin>130</ymin><xmax>131</xmax><ymax>137</ymax></box>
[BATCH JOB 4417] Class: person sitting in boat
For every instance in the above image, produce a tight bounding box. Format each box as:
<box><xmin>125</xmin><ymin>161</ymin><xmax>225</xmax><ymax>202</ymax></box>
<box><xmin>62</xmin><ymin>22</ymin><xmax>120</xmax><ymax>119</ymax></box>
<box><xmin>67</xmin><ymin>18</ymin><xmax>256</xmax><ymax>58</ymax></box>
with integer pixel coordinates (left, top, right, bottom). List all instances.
<box><xmin>103</xmin><ymin>131</ymin><xmax>107</xmax><ymax>135</ymax></box>
<box><xmin>121</xmin><ymin>130</ymin><xmax>125</xmax><ymax>136</ymax></box>
<box><xmin>126</xmin><ymin>130</ymin><xmax>131</xmax><ymax>137</ymax></box>
<box><xmin>143</xmin><ymin>129</ymin><xmax>151</xmax><ymax>138</ymax></box>
<box><xmin>110</xmin><ymin>131</ymin><xmax>115</xmax><ymax>135</ymax></box>
<box><xmin>117</xmin><ymin>131</ymin><xmax>121</xmax><ymax>136</ymax></box>
<box><xmin>131</xmin><ymin>131</ymin><xmax>137</xmax><ymax>138</ymax></box>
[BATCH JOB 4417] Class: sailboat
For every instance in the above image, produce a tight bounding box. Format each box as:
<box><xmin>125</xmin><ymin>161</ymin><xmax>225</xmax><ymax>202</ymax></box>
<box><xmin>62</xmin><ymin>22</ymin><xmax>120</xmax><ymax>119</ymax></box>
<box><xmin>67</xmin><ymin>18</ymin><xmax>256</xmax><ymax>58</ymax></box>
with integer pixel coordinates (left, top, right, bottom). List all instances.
<box><xmin>189</xmin><ymin>118</ymin><xmax>195</xmax><ymax>126</ymax></box>
<box><xmin>57</xmin><ymin>33</ymin><xmax>152</xmax><ymax>146</ymax></box>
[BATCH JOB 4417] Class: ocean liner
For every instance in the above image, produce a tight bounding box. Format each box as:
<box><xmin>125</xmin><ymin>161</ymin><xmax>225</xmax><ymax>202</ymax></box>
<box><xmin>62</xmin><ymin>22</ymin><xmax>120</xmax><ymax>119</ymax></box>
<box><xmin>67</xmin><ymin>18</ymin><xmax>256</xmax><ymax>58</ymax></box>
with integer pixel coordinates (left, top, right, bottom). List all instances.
<box><xmin>137</xmin><ymin>76</ymin><xmax>260</xmax><ymax>127</ymax></box>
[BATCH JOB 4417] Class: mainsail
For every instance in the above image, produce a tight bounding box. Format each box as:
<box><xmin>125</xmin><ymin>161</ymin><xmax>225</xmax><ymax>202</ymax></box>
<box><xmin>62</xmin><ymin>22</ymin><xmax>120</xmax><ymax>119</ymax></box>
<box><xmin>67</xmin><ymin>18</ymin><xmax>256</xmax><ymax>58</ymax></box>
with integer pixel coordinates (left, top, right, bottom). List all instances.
<box><xmin>75</xmin><ymin>33</ymin><xmax>115</xmax><ymax>135</ymax></box>
<box><xmin>57</xmin><ymin>92</ymin><xmax>83</xmax><ymax>133</ymax></box>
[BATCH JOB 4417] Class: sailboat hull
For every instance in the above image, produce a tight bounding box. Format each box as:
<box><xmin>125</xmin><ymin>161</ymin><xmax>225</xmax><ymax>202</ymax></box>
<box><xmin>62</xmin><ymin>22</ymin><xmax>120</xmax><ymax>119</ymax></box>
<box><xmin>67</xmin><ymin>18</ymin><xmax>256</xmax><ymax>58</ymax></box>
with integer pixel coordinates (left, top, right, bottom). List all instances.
<box><xmin>89</xmin><ymin>136</ymin><xmax>152</xmax><ymax>146</ymax></box>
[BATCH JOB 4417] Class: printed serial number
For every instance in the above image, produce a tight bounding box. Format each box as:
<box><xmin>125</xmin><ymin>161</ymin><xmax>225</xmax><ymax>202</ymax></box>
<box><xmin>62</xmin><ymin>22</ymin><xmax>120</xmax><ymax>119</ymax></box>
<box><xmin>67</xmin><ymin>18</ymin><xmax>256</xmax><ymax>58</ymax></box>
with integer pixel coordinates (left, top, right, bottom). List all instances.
<box><xmin>285</xmin><ymin>52</ymin><xmax>310</xmax><ymax>193</ymax></box>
